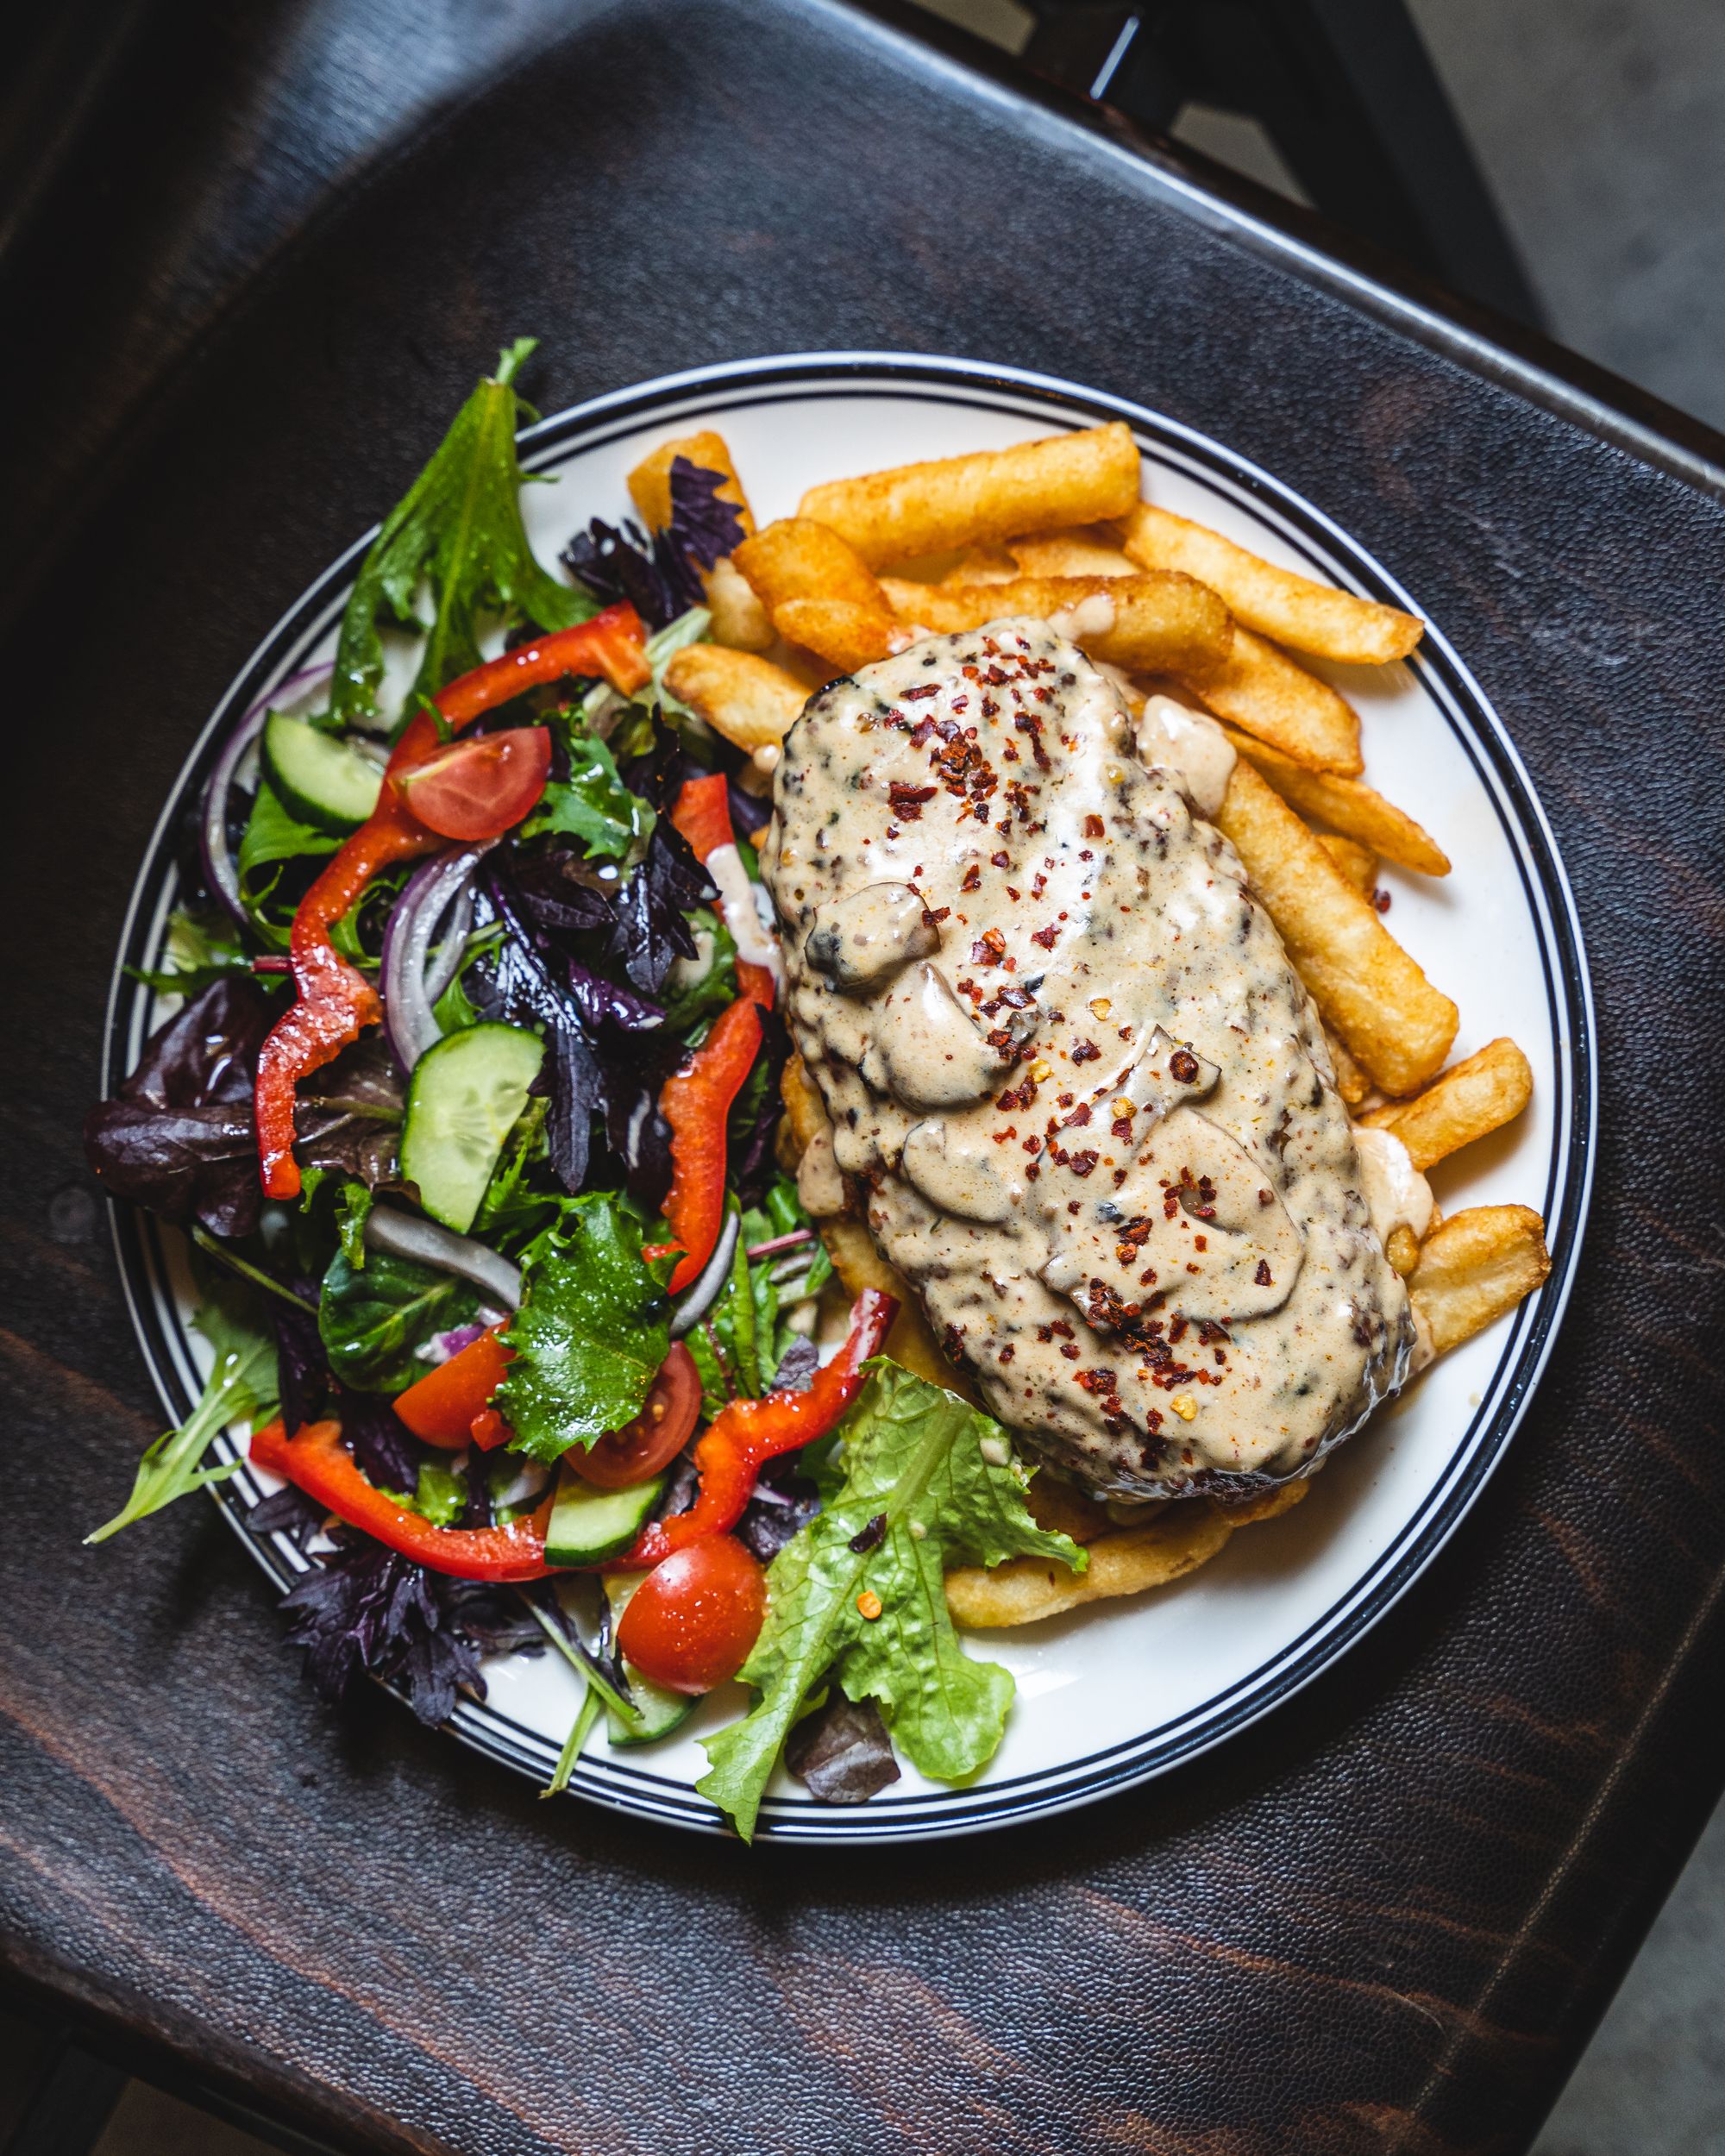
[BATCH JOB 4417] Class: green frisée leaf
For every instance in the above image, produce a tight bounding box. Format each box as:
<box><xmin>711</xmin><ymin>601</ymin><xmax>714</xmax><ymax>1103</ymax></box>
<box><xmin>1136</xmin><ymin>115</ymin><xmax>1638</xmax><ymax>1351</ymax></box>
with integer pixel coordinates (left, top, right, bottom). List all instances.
<box><xmin>524</xmin><ymin>724</ymin><xmax>650</xmax><ymax>860</ymax></box>
<box><xmin>496</xmin><ymin>1194</ymin><xmax>676</xmax><ymax>1462</ymax></box>
<box><xmin>696</xmin><ymin>1364</ymin><xmax>1085</xmax><ymax>1840</ymax></box>
<box><xmin>85</xmin><ymin>1278</ymin><xmax>279</xmax><ymax>1543</ymax></box>
<box><xmin>126</xmin><ymin>907</ymin><xmax>254</xmax><ymax>998</ymax></box>
<box><xmin>330</xmin><ymin>339</ymin><xmax>596</xmax><ymax>730</ymax></box>
<box><xmin>317</xmin><ymin>1248</ymin><xmax>480</xmax><ymax>1393</ymax></box>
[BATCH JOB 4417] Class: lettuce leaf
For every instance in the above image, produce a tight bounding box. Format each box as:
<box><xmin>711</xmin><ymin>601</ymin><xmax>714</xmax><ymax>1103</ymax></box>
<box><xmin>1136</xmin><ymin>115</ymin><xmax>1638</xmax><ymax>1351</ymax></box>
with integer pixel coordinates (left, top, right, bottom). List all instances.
<box><xmin>697</xmin><ymin>1364</ymin><xmax>1085</xmax><ymax>1839</ymax></box>
<box><xmin>524</xmin><ymin>725</ymin><xmax>650</xmax><ymax>861</ymax></box>
<box><xmin>85</xmin><ymin>1275</ymin><xmax>278</xmax><ymax>1543</ymax></box>
<box><xmin>330</xmin><ymin>339</ymin><xmax>594</xmax><ymax>730</ymax></box>
<box><xmin>496</xmin><ymin>1194</ymin><xmax>676</xmax><ymax>1461</ymax></box>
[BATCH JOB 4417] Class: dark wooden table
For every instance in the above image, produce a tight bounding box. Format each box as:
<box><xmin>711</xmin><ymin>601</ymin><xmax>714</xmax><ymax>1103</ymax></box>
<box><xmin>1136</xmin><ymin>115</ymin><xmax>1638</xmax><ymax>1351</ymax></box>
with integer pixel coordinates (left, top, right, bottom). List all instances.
<box><xmin>3</xmin><ymin>3</ymin><xmax>1723</xmax><ymax>2151</ymax></box>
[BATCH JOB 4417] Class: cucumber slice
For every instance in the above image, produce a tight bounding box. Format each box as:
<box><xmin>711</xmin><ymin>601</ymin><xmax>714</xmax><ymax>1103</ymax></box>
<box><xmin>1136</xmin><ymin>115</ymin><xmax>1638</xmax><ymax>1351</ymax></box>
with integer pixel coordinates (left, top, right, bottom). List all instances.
<box><xmin>543</xmin><ymin>1469</ymin><xmax>665</xmax><ymax>1567</ymax></box>
<box><xmin>602</xmin><ymin>1573</ymin><xmax>698</xmax><ymax>1746</ymax></box>
<box><xmin>260</xmin><ymin>712</ymin><xmax>383</xmax><ymax>832</ymax></box>
<box><xmin>398</xmin><ymin>1023</ymin><xmax>544</xmax><ymax>1232</ymax></box>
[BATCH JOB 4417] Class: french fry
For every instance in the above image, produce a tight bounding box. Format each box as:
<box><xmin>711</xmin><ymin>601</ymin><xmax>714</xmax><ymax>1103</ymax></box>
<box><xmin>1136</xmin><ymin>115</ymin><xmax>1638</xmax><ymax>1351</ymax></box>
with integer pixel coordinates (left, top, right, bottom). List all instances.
<box><xmin>734</xmin><ymin>516</ymin><xmax>890</xmax><ymax>615</ymax></box>
<box><xmin>662</xmin><ymin>644</ymin><xmax>808</xmax><ymax>753</ymax></box>
<box><xmin>780</xmin><ymin>1052</ymin><xmax>830</xmax><ymax>1162</ymax></box>
<box><xmin>1219</xmin><ymin>722</ymin><xmax>1450</xmax><ymax>875</ymax></box>
<box><xmin>627</xmin><ymin>429</ymin><xmax>756</xmax><ymax>536</ymax></box>
<box><xmin>819</xmin><ymin>1217</ymin><xmax>975</xmax><ymax>1399</ymax></box>
<box><xmin>1385</xmin><ymin>1224</ymin><xmax>1421</xmax><ymax>1276</ymax></box>
<box><xmin>946</xmin><ymin>1506</ymin><xmax>1233</xmax><ymax>1628</ymax></box>
<box><xmin>734</xmin><ymin>519</ymin><xmax>906</xmax><ymax>674</ymax></box>
<box><xmin>1408</xmin><ymin>1205</ymin><xmax>1550</xmax><ymax>1357</ymax></box>
<box><xmin>626</xmin><ymin>430</ymin><xmax>771</xmax><ymax>649</ymax></box>
<box><xmin>1179</xmin><ymin>624</ymin><xmax>1363</xmax><ymax>776</ymax></box>
<box><xmin>1025</xmin><ymin>1475</ymin><xmax>1117</xmax><ymax>1545</ymax></box>
<box><xmin>881</xmin><ymin>572</ymin><xmax>1233</xmax><ymax>679</ymax></box>
<box><xmin>1314</xmin><ymin>830</ymin><xmax>1376</xmax><ymax>896</ymax></box>
<box><xmin>1007</xmin><ymin>525</ymin><xmax>1137</xmax><ymax>578</ymax></box>
<box><xmin>940</xmin><ymin>545</ymin><xmax>1020</xmax><ymax>586</ymax></box>
<box><xmin>799</xmin><ymin>422</ymin><xmax>1141</xmax><ymax>568</ymax></box>
<box><xmin>775</xmin><ymin>597</ymin><xmax>904</xmax><ymax>675</ymax></box>
<box><xmin>1360</xmin><ymin>1037</ymin><xmax>1534</xmax><ymax>1170</ymax></box>
<box><xmin>1117</xmin><ymin>501</ymin><xmax>1423</xmax><ymax>665</ymax></box>
<box><xmin>1220</xmin><ymin>1476</ymin><xmax>1313</xmax><ymax>1527</ymax></box>
<box><xmin>1325</xmin><ymin>1025</ymin><xmax>1371</xmax><ymax>1106</ymax></box>
<box><xmin>1217</xmin><ymin>761</ymin><xmax>1458</xmax><ymax>1095</ymax></box>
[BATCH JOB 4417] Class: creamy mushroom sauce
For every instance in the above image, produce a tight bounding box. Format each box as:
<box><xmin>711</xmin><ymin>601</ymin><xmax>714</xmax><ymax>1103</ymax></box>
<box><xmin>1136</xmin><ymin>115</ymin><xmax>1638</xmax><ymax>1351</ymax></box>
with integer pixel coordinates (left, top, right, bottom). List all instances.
<box><xmin>762</xmin><ymin>621</ymin><xmax>1411</xmax><ymax>1497</ymax></box>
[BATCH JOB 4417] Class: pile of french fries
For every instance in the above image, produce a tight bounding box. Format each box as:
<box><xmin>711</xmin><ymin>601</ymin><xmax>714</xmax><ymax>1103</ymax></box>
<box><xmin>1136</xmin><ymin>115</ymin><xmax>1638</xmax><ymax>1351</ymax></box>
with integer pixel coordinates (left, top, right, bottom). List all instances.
<box><xmin>621</xmin><ymin>420</ymin><xmax>1552</xmax><ymax>1629</ymax></box>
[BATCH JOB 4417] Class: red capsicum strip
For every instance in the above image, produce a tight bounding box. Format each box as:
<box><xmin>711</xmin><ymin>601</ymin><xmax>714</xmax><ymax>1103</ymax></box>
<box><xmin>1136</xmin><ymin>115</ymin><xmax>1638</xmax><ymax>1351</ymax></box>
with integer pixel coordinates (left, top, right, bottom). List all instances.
<box><xmin>250</xmin><ymin>1416</ymin><xmax>555</xmax><ymax>1582</ymax></box>
<box><xmin>652</xmin><ymin>993</ymin><xmax>764</xmax><ymax>1292</ymax></box>
<box><xmin>670</xmin><ymin>774</ymin><xmax>775</xmax><ymax>1010</ymax></box>
<box><xmin>616</xmin><ymin>1289</ymin><xmax>898</xmax><ymax>1568</ymax></box>
<box><xmin>254</xmin><ymin>605</ymin><xmax>649</xmax><ymax>1197</ymax></box>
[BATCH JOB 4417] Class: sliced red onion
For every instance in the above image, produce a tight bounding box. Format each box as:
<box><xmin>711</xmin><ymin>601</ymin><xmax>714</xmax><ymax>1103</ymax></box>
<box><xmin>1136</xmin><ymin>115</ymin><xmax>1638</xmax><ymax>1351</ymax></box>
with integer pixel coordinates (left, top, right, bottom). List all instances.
<box><xmin>746</xmin><ymin>1229</ymin><xmax>813</xmax><ymax>1261</ymax></box>
<box><xmin>200</xmin><ymin>661</ymin><xmax>334</xmax><ymax>926</ymax></box>
<box><xmin>668</xmin><ymin>1211</ymin><xmax>741</xmax><ymax>1339</ymax></box>
<box><xmin>423</xmin><ymin>1320</ymin><xmax>488</xmax><ymax>1367</ymax></box>
<box><xmin>364</xmin><ymin>1203</ymin><xmax>522</xmax><ymax>1310</ymax></box>
<box><xmin>379</xmin><ymin>843</ymin><xmax>492</xmax><ymax>1070</ymax></box>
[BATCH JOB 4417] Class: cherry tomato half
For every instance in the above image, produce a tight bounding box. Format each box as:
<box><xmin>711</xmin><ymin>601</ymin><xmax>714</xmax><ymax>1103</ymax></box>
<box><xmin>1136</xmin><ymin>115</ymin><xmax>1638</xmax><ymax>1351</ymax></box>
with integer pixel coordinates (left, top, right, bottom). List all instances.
<box><xmin>617</xmin><ymin>1534</ymin><xmax>767</xmax><ymax>1695</ymax></box>
<box><xmin>393</xmin><ymin>1325</ymin><xmax>514</xmax><ymax>1447</ymax></box>
<box><xmin>397</xmin><ymin>727</ymin><xmax>551</xmax><ymax>842</ymax></box>
<box><xmin>573</xmin><ymin>1344</ymin><xmax>702</xmax><ymax>1489</ymax></box>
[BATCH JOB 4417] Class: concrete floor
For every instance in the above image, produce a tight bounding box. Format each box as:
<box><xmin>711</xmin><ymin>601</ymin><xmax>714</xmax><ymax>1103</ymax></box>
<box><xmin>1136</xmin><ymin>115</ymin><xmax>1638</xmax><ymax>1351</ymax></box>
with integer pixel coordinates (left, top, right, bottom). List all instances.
<box><xmin>4</xmin><ymin>2</ymin><xmax>1722</xmax><ymax>2151</ymax></box>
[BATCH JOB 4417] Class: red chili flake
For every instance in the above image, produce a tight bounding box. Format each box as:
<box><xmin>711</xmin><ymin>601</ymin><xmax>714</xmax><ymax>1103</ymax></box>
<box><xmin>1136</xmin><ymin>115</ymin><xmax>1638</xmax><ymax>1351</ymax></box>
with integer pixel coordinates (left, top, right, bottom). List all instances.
<box><xmin>1060</xmin><ymin>1342</ymin><xmax>1082</xmax><ymax>1361</ymax></box>
<box><xmin>923</xmin><ymin>905</ymin><xmax>950</xmax><ymax>924</ymax></box>
<box><xmin>999</xmin><ymin>1344</ymin><xmax>1015</xmax><ymax>1363</ymax></box>
<box><xmin>1070</xmin><ymin>1040</ymin><xmax>1101</xmax><ymax>1063</ymax></box>
<box><xmin>1013</xmin><ymin>712</ymin><xmax>1052</xmax><ymax>769</ymax></box>
<box><xmin>1069</xmin><ymin>1150</ymin><xmax>1099</xmax><ymax>1177</ymax></box>
<box><xmin>1005</xmin><ymin>887</ymin><xmax>1020</xmax><ymax>901</ymax></box>
<box><xmin>1112</xmin><ymin>1115</ymin><xmax>1134</xmax><ymax>1140</ymax></box>
<box><xmin>1254</xmin><ymin>1259</ymin><xmax>1273</xmax><ymax>1287</ymax></box>
<box><xmin>1372</xmin><ymin>888</ymin><xmax>1392</xmax><ymax>913</ymax></box>
<box><xmin>1030</xmin><ymin>924</ymin><xmax>1060</xmax><ymax>950</ymax></box>
<box><xmin>990</xmin><ymin>850</ymin><xmax>1010</xmax><ymax>868</ymax></box>
<box><xmin>1062</xmin><ymin>1102</ymin><xmax>1093</xmax><ymax>1128</ymax></box>
<box><xmin>888</xmin><ymin>783</ymin><xmax>937</xmax><ymax>820</ymax></box>
<box><xmin>1083</xmin><ymin>814</ymin><xmax>1105</xmax><ymax>839</ymax></box>
<box><xmin>1076</xmin><ymin>1368</ymin><xmax>1119</xmax><ymax>1395</ymax></box>
<box><xmin>1022</xmin><ymin>1136</ymin><xmax>1043</xmax><ymax>1156</ymax></box>
<box><xmin>981</xmin><ymin>695</ymin><xmax>1000</xmax><ymax>718</ymax></box>
<box><xmin>1169</xmin><ymin>1049</ymin><xmax>1200</xmax><ymax>1084</ymax></box>
<box><xmin>961</xmin><ymin>863</ymin><xmax>981</xmax><ymax>893</ymax></box>
<box><xmin>903</xmin><ymin>684</ymin><xmax>940</xmax><ymax>701</ymax></box>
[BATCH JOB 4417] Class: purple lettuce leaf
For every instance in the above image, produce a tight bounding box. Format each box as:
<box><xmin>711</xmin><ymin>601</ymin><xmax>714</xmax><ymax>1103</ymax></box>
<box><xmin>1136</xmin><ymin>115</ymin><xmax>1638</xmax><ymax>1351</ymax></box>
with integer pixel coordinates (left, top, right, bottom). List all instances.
<box><xmin>527</xmin><ymin>1024</ymin><xmax>603</xmax><ymax>1196</ymax></box>
<box><xmin>277</xmin><ymin>1530</ymin><xmax>547</xmax><ymax>1726</ymax></box>
<box><xmin>608</xmin><ymin>821</ymin><xmax>715</xmax><ymax>995</ymax></box>
<box><xmin>667</xmin><ymin>456</ymin><xmax>747</xmax><ymax>572</ymax></box>
<box><xmin>85</xmin><ymin>977</ymin><xmax>273</xmax><ymax>1236</ymax></box>
<box><xmin>242</xmin><ymin>1482</ymin><xmax>325</xmax><ymax>1550</ymax></box>
<box><xmin>559</xmin><ymin>517</ymin><xmax>699</xmax><ymax>631</ymax></box>
<box><xmin>735</xmin><ymin>1448</ymin><xmax>821</xmax><ymax>1563</ymax></box>
<box><xmin>783</xmin><ymin>1689</ymin><xmax>901</xmax><ymax>1804</ymax></box>
<box><xmin>728</xmin><ymin>1005</ymin><xmax>789</xmax><ymax>1208</ymax></box>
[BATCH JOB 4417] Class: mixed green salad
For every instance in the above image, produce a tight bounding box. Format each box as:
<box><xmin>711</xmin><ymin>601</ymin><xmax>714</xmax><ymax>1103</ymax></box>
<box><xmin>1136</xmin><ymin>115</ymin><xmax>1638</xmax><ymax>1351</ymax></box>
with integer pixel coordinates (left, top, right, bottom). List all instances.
<box><xmin>85</xmin><ymin>341</ymin><xmax>1082</xmax><ymax>1838</ymax></box>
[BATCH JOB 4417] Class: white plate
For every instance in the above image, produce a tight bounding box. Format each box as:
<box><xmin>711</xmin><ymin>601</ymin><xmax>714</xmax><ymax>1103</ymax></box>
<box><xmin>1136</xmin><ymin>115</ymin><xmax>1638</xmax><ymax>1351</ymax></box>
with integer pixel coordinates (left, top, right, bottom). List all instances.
<box><xmin>106</xmin><ymin>355</ymin><xmax>1594</xmax><ymax>1841</ymax></box>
